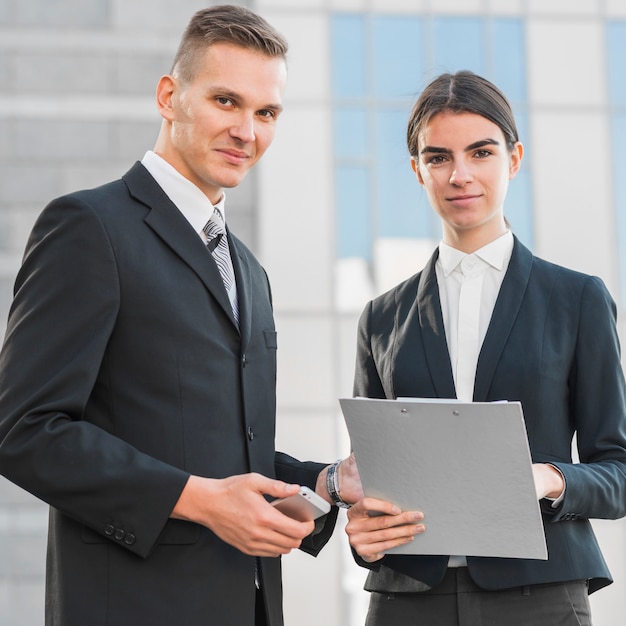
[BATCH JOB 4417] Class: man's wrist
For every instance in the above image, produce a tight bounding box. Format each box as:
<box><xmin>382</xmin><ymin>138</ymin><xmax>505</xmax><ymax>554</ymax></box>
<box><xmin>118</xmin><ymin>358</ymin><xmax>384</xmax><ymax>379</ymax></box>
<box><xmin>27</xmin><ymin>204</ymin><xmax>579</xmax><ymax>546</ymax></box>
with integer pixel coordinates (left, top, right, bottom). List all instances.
<box><xmin>326</xmin><ymin>460</ymin><xmax>351</xmax><ymax>509</ymax></box>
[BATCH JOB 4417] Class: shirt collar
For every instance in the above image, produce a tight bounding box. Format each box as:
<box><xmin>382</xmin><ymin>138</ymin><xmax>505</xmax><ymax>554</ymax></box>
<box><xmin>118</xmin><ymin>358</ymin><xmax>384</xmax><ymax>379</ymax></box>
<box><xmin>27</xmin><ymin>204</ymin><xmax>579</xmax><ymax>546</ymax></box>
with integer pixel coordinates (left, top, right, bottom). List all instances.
<box><xmin>438</xmin><ymin>230</ymin><xmax>514</xmax><ymax>277</ymax></box>
<box><xmin>141</xmin><ymin>150</ymin><xmax>226</xmax><ymax>234</ymax></box>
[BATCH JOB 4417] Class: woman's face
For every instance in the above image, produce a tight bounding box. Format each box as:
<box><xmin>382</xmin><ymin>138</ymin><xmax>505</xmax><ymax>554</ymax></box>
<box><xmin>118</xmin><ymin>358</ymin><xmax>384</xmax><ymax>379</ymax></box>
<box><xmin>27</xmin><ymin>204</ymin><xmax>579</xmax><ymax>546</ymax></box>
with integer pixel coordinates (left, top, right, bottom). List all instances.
<box><xmin>412</xmin><ymin>110</ymin><xmax>523</xmax><ymax>251</ymax></box>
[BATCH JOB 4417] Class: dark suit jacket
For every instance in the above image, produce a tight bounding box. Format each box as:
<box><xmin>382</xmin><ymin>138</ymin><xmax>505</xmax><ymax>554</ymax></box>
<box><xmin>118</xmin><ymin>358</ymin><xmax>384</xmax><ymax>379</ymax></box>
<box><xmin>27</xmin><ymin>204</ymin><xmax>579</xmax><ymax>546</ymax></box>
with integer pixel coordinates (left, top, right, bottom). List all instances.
<box><xmin>0</xmin><ymin>163</ymin><xmax>337</xmax><ymax>626</ymax></box>
<box><xmin>353</xmin><ymin>237</ymin><xmax>626</xmax><ymax>594</ymax></box>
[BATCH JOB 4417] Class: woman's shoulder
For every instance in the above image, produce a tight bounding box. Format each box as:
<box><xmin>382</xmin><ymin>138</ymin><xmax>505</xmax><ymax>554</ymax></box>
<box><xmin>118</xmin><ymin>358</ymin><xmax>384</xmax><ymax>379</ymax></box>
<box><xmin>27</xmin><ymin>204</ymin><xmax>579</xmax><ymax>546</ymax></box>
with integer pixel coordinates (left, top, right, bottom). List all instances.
<box><xmin>529</xmin><ymin>251</ymin><xmax>613</xmax><ymax>305</ymax></box>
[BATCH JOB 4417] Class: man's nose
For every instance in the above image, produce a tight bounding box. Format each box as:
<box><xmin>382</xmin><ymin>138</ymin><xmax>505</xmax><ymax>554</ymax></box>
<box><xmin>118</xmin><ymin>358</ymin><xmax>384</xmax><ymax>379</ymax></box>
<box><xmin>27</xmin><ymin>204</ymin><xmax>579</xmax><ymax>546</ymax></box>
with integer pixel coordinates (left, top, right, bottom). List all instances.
<box><xmin>230</xmin><ymin>111</ymin><xmax>255</xmax><ymax>142</ymax></box>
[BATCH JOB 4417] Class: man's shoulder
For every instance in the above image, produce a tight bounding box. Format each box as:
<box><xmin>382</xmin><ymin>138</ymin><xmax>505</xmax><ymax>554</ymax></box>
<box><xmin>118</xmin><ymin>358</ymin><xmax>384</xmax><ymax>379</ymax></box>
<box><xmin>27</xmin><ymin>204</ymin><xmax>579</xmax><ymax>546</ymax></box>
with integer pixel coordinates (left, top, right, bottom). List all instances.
<box><xmin>55</xmin><ymin>164</ymin><xmax>140</xmax><ymax>206</ymax></box>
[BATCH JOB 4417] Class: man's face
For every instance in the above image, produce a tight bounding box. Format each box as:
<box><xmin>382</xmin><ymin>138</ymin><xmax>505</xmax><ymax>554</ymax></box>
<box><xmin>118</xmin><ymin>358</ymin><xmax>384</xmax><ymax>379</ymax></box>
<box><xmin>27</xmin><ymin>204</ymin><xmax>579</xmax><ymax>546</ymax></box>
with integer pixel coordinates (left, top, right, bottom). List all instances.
<box><xmin>156</xmin><ymin>42</ymin><xmax>287</xmax><ymax>203</ymax></box>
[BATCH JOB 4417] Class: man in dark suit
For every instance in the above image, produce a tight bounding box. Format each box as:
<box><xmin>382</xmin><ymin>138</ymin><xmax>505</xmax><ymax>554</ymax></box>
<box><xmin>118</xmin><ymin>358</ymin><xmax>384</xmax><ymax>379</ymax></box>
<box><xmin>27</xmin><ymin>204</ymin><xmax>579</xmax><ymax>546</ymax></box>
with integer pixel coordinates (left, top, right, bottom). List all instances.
<box><xmin>0</xmin><ymin>6</ymin><xmax>356</xmax><ymax>625</ymax></box>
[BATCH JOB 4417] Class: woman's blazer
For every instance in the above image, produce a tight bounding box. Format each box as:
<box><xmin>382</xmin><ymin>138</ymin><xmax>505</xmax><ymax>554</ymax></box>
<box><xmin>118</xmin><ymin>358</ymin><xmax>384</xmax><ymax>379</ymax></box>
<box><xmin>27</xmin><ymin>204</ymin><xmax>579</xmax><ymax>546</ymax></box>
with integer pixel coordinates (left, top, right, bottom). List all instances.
<box><xmin>353</xmin><ymin>236</ymin><xmax>626</xmax><ymax>593</ymax></box>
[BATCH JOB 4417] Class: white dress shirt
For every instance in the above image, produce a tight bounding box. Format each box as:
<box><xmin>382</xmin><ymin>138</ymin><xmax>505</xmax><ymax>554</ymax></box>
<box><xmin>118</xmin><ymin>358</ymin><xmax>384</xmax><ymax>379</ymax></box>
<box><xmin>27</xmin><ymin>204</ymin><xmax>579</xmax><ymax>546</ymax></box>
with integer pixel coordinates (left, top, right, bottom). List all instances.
<box><xmin>140</xmin><ymin>151</ymin><xmax>238</xmax><ymax>312</ymax></box>
<box><xmin>436</xmin><ymin>230</ymin><xmax>514</xmax><ymax>402</ymax></box>
<box><xmin>141</xmin><ymin>150</ymin><xmax>227</xmax><ymax>240</ymax></box>
<box><xmin>435</xmin><ymin>230</ymin><xmax>514</xmax><ymax>566</ymax></box>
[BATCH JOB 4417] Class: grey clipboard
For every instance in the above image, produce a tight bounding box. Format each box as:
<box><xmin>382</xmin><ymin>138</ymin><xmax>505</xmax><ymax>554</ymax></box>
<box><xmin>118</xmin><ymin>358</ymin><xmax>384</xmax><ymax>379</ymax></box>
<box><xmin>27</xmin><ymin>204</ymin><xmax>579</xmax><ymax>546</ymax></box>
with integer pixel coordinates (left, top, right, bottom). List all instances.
<box><xmin>340</xmin><ymin>397</ymin><xmax>547</xmax><ymax>559</ymax></box>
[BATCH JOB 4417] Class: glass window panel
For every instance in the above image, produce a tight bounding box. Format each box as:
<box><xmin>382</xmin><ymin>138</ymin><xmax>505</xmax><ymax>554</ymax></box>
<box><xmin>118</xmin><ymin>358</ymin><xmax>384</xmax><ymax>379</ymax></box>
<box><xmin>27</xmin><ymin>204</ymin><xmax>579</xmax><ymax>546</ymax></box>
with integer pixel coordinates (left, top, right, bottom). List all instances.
<box><xmin>505</xmin><ymin>169</ymin><xmax>533</xmax><ymax>248</ymax></box>
<box><xmin>491</xmin><ymin>19</ymin><xmax>526</xmax><ymax>105</ymax></box>
<box><xmin>612</xmin><ymin>114</ymin><xmax>626</xmax><ymax>308</ymax></box>
<box><xmin>331</xmin><ymin>15</ymin><xmax>531</xmax><ymax>262</ymax></box>
<box><xmin>513</xmin><ymin>108</ymin><xmax>529</xmax><ymax>143</ymax></box>
<box><xmin>333</xmin><ymin>108</ymin><xmax>369</xmax><ymax>159</ymax></box>
<box><xmin>510</xmin><ymin>111</ymin><xmax>533</xmax><ymax>247</ymax></box>
<box><xmin>375</xmin><ymin>110</ymin><xmax>433</xmax><ymax>239</ymax></box>
<box><xmin>608</xmin><ymin>22</ymin><xmax>626</xmax><ymax>106</ymax></box>
<box><xmin>331</xmin><ymin>14</ymin><xmax>367</xmax><ymax>98</ymax></box>
<box><xmin>431</xmin><ymin>17</ymin><xmax>485</xmax><ymax>77</ymax></box>
<box><xmin>372</xmin><ymin>16</ymin><xmax>424</xmax><ymax>99</ymax></box>
<box><xmin>335</xmin><ymin>166</ymin><xmax>371</xmax><ymax>260</ymax></box>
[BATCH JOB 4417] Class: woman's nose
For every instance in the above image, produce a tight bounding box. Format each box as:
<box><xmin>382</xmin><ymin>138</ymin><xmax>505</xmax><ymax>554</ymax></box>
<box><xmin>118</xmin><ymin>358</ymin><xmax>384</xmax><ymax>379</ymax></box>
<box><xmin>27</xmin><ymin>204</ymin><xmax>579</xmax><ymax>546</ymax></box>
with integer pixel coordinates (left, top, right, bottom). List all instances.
<box><xmin>449</xmin><ymin>162</ymin><xmax>472</xmax><ymax>186</ymax></box>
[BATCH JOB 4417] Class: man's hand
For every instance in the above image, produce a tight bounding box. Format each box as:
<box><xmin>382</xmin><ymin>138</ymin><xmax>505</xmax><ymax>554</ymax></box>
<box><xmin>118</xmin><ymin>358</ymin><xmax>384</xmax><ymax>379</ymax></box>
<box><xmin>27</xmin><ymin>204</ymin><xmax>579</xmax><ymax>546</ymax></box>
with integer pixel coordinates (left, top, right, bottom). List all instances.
<box><xmin>345</xmin><ymin>497</ymin><xmax>425</xmax><ymax>563</ymax></box>
<box><xmin>171</xmin><ymin>473</ymin><xmax>315</xmax><ymax>557</ymax></box>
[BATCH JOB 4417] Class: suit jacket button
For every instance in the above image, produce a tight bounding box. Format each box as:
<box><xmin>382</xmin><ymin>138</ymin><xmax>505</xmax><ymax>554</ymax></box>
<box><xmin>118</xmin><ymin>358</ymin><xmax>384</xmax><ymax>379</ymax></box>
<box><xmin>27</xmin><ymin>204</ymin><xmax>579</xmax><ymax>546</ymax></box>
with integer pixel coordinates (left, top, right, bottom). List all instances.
<box><xmin>247</xmin><ymin>426</ymin><xmax>254</xmax><ymax>441</ymax></box>
<box><xmin>124</xmin><ymin>533</ymin><xmax>136</xmax><ymax>545</ymax></box>
<box><xmin>114</xmin><ymin>528</ymin><xmax>125</xmax><ymax>541</ymax></box>
<box><xmin>104</xmin><ymin>524</ymin><xmax>115</xmax><ymax>536</ymax></box>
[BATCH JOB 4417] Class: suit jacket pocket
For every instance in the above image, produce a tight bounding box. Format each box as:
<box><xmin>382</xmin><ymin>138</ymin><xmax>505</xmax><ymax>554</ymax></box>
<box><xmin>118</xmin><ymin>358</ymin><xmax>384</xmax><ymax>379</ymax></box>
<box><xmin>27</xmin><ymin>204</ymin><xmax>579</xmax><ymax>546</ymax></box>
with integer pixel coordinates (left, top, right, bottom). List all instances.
<box><xmin>264</xmin><ymin>330</ymin><xmax>277</xmax><ymax>349</ymax></box>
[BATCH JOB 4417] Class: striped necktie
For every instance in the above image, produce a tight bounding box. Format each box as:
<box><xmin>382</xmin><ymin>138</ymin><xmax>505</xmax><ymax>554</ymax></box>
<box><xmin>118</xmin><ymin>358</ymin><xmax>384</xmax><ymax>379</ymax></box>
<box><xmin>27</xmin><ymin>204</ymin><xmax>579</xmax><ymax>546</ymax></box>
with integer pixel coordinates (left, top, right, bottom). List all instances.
<box><xmin>202</xmin><ymin>208</ymin><xmax>239</xmax><ymax>324</ymax></box>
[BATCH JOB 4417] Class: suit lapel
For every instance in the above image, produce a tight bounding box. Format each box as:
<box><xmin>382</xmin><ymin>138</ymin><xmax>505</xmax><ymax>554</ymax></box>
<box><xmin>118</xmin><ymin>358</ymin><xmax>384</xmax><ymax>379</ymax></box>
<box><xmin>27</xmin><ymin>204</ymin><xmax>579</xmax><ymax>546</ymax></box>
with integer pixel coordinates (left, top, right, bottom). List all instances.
<box><xmin>417</xmin><ymin>249</ymin><xmax>457</xmax><ymax>399</ymax></box>
<box><xmin>228</xmin><ymin>233</ymin><xmax>251</xmax><ymax>347</ymax></box>
<box><xmin>122</xmin><ymin>162</ymin><xmax>239</xmax><ymax>331</ymax></box>
<box><xmin>473</xmin><ymin>237</ymin><xmax>533</xmax><ymax>401</ymax></box>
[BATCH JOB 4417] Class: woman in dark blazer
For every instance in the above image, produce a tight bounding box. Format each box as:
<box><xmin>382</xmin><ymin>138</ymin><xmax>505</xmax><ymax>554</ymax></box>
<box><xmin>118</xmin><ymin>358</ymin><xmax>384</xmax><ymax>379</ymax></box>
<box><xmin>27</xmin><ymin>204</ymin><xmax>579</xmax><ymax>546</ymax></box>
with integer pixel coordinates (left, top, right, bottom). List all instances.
<box><xmin>344</xmin><ymin>71</ymin><xmax>626</xmax><ymax>626</ymax></box>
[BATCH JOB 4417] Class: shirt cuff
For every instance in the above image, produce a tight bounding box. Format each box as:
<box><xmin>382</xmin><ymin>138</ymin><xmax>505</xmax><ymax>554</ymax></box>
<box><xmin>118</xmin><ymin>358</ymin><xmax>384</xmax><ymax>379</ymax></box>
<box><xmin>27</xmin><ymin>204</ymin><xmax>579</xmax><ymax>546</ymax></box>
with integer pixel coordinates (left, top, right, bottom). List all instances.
<box><xmin>544</xmin><ymin>463</ymin><xmax>566</xmax><ymax>507</ymax></box>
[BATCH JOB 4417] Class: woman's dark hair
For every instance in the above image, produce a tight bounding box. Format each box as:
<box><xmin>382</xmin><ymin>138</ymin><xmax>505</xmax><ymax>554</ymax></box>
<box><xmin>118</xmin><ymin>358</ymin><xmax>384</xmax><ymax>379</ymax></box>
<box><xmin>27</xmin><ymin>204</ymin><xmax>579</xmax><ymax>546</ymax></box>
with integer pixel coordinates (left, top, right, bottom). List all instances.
<box><xmin>407</xmin><ymin>70</ymin><xmax>519</xmax><ymax>158</ymax></box>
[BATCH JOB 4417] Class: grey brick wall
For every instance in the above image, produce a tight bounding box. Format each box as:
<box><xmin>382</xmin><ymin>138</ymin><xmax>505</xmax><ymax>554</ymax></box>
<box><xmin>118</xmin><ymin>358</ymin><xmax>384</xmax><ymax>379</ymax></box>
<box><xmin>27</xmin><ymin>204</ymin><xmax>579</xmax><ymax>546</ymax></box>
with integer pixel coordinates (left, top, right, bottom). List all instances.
<box><xmin>0</xmin><ymin>1</ymin><xmax>254</xmax><ymax>623</ymax></box>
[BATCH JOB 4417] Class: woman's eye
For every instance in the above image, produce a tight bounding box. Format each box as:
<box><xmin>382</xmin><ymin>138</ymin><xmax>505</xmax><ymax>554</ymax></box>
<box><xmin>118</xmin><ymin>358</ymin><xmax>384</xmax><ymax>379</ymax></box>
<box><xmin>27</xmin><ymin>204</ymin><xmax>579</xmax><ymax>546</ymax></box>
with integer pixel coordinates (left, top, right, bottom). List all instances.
<box><xmin>428</xmin><ymin>155</ymin><xmax>446</xmax><ymax>165</ymax></box>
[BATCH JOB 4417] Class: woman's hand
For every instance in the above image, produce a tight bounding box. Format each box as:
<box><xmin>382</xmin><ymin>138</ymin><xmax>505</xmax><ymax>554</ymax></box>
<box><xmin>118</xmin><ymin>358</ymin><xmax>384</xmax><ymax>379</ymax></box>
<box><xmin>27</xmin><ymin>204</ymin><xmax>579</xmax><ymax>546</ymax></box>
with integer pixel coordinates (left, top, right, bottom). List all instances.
<box><xmin>532</xmin><ymin>463</ymin><xmax>565</xmax><ymax>500</ymax></box>
<box><xmin>345</xmin><ymin>497</ymin><xmax>425</xmax><ymax>562</ymax></box>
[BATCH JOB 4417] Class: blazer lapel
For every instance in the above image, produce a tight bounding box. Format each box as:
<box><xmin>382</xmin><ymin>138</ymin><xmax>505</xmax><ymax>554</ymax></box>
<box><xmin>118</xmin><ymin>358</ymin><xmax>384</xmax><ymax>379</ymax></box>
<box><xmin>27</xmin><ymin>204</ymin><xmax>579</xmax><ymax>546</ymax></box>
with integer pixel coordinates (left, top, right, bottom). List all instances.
<box><xmin>473</xmin><ymin>237</ymin><xmax>533</xmax><ymax>401</ymax></box>
<box><xmin>122</xmin><ymin>162</ymin><xmax>239</xmax><ymax>331</ymax></box>
<box><xmin>417</xmin><ymin>249</ymin><xmax>457</xmax><ymax>399</ymax></box>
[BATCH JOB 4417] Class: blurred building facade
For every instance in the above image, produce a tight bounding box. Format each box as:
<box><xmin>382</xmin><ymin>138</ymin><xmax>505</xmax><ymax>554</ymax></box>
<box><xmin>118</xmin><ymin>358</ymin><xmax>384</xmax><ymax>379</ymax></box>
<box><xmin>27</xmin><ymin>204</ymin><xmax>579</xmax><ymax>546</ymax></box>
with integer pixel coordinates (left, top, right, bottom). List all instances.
<box><xmin>0</xmin><ymin>0</ymin><xmax>625</xmax><ymax>624</ymax></box>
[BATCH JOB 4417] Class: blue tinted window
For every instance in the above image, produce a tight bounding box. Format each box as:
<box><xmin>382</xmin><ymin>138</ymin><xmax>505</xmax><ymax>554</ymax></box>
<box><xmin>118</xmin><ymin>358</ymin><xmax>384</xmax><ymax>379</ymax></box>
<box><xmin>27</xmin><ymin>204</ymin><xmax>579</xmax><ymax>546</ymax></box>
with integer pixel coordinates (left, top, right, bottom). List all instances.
<box><xmin>505</xmin><ymin>169</ymin><xmax>533</xmax><ymax>245</ymax></box>
<box><xmin>431</xmin><ymin>17</ymin><xmax>484</xmax><ymax>76</ymax></box>
<box><xmin>331</xmin><ymin>14</ymin><xmax>531</xmax><ymax>261</ymax></box>
<box><xmin>331</xmin><ymin>15</ymin><xmax>367</xmax><ymax>98</ymax></box>
<box><xmin>608</xmin><ymin>22</ymin><xmax>626</xmax><ymax>307</ymax></box>
<box><xmin>491</xmin><ymin>19</ymin><xmax>526</xmax><ymax>105</ymax></box>
<box><xmin>509</xmin><ymin>112</ymin><xmax>533</xmax><ymax>247</ymax></box>
<box><xmin>608</xmin><ymin>23</ymin><xmax>626</xmax><ymax>106</ymax></box>
<box><xmin>333</xmin><ymin>108</ymin><xmax>369</xmax><ymax>159</ymax></box>
<box><xmin>335</xmin><ymin>167</ymin><xmax>371</xmax><ymax>260</ymax></box>
<box><xmin>374</xmin><ymin>110</ymin><xmax>424</xmax><ymax>238</ymax></box>
<box><xmin>372</xmin><ymin>16</ymin><xmax>424</xmax><ymax>99</ymax></box>
<box><xmin>612</xmin><ymin>114</ymin><xmax>626</xmax><ymax>308</ymax></box>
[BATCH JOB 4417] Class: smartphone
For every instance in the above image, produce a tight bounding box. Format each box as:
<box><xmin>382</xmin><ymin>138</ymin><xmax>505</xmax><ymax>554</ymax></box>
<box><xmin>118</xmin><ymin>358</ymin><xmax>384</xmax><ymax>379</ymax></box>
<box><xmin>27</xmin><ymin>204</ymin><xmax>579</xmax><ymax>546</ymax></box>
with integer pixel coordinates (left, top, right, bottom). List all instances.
<box><xmin>271</xmin><ymin>486</ymin><xmax>331</xmax><ymax>522</ymax></box>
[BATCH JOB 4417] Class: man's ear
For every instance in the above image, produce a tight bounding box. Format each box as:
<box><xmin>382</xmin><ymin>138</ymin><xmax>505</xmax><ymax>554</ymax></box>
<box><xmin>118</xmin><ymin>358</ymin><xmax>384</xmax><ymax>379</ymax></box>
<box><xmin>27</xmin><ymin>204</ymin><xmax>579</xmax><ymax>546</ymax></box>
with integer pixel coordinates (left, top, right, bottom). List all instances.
<box><xmin>155</xmin><ymin>75</ymin><xmax>177</xmax><ymax>121</ymax></box>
